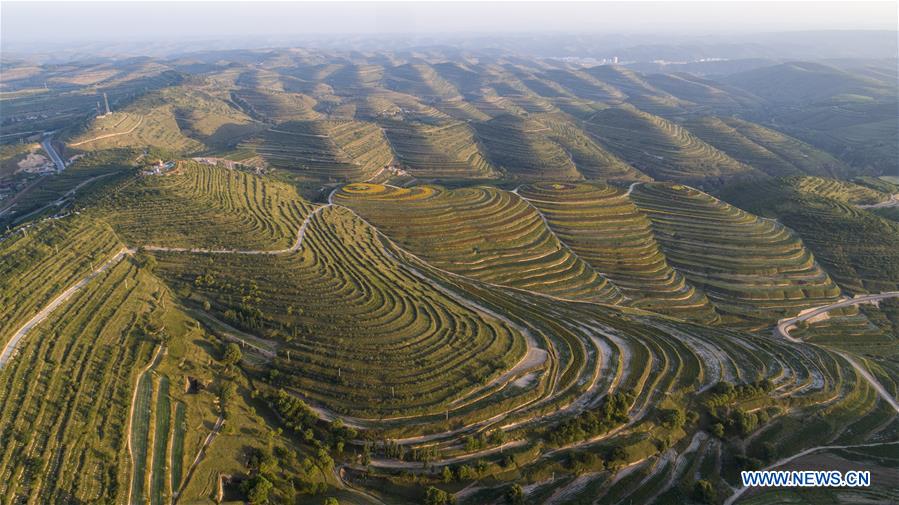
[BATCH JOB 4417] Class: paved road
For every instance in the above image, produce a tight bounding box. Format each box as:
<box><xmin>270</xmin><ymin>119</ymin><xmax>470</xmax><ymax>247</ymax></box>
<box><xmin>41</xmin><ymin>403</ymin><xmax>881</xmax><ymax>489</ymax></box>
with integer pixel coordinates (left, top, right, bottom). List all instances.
<box><xmin>857</xmin><ymin>193</ymin><xmax>899</xmax><ymax>209</ymax></box>
<box><xmin>775</xmin><ymin>291</ymin><xmax>899</xmax><ymax>414</ymax></box>
<box><xmin>0</xmin><ymin>247</ymin><xmax>130</xmax><ymax>369</ymax></box>
<box><xmin>41</xmin><ymin>135</ymin><xmax>66</xmax><ymax>171</ymax></box>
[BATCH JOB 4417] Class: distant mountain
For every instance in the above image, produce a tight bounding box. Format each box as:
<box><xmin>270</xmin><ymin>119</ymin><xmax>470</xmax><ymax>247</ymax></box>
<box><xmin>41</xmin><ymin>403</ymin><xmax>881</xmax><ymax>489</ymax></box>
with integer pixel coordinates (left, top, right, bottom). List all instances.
<box><xmin>722</xmin><ymin>61</ymin><xmax>893</xmax><ymax>103</ymax></box>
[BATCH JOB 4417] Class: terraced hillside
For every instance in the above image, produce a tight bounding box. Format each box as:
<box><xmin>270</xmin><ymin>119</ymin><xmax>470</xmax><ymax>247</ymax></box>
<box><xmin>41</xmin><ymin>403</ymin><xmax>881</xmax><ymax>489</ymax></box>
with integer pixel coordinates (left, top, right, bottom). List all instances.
<box><xmin>335</xmin><ymin>183</ymin><xmax>624</xmax><ymax>304</ymax></box>
<box><xmin>631</xmin><ymin>183</ymin><xmax>843</xmax><ymax>328</ymax></box>
<box><xmin>788</xmin><ymin>176</ymin><xmax>890</xmax><ymax>205</ymax></box>
<box><xmin>231</xmin><ymin>88</ymin><xmax>321</xmax><ymax>123</ymax></box>
<box><xmin>153</xmin><ymin>205</ymin><xmax>528</xmax><ymax>418</ymax></box>
<box><xmin>0</xmin><ymin>216</ymin><xmax>121</xmax><ymax>359</ymax></box>
<box><xmin>383</xmin><ymin>63</ymin><xmax>462</xmax><ymax>100</ymax></box>
<box><xmin>713</xmin><ymin>117</ymin><xmax>849</xmax><ymax>177</ymax></box>
<box><xmin>534</xmin><ymin>114</ymin><xmax>650</xmax><ymax>182</ymax></box>
<box><xmin>517</xmin><ymin>182</ymin><xmax>717</xmax><ymax>322</ymax></box>
<box><xmin>473</xmin><ymin>114</ymin><xmax>583</xmax><ymax>180</ymax></box>
<box><xmin>684</xmin><ymin>116</ymin><xmax>807</xmax><ymax>177</ymax></box>
<box><xmin>722</xmin><ymin>177</ymin><xmax>899</xmax><ymax>293</ymax></box>
<box><xmin>243</xmin><ymin>120</ymin><xmax>394</xmax><ymax>181</ymax></box>
<box><xmin>0</xmin><ymin>257</ymin><xmax>160</xmax><ymax>503</ymax></box>
<box><xmin>583</xmin><ymin>106</ymin><xmax>758</xmax><ymax>184</ymax></box>
<box><xmin>582</xmin><ymin>65</ymin><xmax>691</xmax><ymax>115</ymax></box>
<box><xmin>380</xmin><ymin>118</ymin><xmax>496</xmax><ymax>179</ymax></box>
<box><xmin>95</xmin><ymin>162</ymin><xmax>311</xmax><ymax>250</ymax></box>
<box><xmin>4</xmin><ymin>48</ymin><xmax>899</xmax><ymax>505</ymax></box>
<box><xmin>64</xmin><ymin>89</ymin><xmax>227</xmax><ymax>154</ymax></box>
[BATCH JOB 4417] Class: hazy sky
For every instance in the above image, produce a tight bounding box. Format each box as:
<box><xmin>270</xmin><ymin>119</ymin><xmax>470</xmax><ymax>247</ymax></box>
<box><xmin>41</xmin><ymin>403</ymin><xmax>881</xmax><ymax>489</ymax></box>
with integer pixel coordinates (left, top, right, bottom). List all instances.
<box><xmin>2</xmin><ymin>1</ymin><xmax>896</xmax><ymax>45</ymax></box>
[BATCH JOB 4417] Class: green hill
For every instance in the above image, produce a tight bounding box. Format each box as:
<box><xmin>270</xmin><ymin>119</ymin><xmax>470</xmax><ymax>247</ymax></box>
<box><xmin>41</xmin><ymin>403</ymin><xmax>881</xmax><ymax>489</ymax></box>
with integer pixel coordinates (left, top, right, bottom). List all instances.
<box><xmin>583</xmin><ymin>105</ymin><xmax>759</xmax><ymax>184</ymax></box>
<box><xmin>722</xmin><ymin>177</ymin><xmax>899</xmax><ymax>293</ymax></box>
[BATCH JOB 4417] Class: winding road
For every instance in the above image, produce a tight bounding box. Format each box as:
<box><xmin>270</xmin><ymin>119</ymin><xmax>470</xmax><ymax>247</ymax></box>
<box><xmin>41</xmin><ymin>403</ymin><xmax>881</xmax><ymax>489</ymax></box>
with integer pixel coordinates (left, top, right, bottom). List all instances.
<box><xmin>775</xmin><ymin>291</ymin><xmax>899</xmax><ymax>414</ymax></box>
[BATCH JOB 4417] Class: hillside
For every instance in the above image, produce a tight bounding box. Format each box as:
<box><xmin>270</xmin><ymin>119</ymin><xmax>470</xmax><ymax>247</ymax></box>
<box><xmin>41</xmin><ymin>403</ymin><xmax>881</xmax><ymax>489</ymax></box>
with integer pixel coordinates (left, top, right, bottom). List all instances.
<box><xmin>722</xmin><ymin>177</ymin><xmax>899</xmax><ymax>293</ymax></box>
<box><xmin>583</xmin><ymin>105</ymin><xmax>759</xmax><ymax>184</ymax></box>
<box><xmin>2</xmin><ymin>45</ymin><xmax>898</xmax><ymax>505</ymax></box>
<box><xmin>631</xmin><ymin>183</ymin><xmax>843</xmax><ymax>328</ymax></box>
<box><xmin>335</xmin><ymin>183</ymin><xmax>624</xmax><ymax>304</ymax></box>
<box><xmin>517</xmin><ymin>182</ymin><xmax>717</xmax><ymax>322</ymax></box>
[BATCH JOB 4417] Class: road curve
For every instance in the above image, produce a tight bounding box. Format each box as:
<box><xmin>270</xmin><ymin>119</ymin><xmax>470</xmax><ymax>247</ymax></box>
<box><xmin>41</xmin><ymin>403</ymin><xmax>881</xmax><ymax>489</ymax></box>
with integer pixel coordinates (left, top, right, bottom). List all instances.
<box><xmin>774</xmin><ymin>291</ymin><xmax>899</xmax><ymax>414</ymax></box>
<box><xmin>68</xmin><ymin>114</ymin><xmax>144</xmax><ymax>147</ymax></box>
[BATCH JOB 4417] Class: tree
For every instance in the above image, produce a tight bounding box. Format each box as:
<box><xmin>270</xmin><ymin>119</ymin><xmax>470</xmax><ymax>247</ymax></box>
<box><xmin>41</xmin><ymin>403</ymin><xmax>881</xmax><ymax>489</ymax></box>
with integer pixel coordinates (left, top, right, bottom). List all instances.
<box><xmin>242</xmin><ymin>475</ymin><xmax>273</xmax><ymax>504</ymax></box>
<box><xmin>659</xmin><ymin>408</ymin><xmax>685</xmax><ymax>430</ymax></box>
<box><xmin>693</xmin><ymin>479</ymin><xmax>716</xmax><ymax>504</ymax></box>
<box><xmin>223</xmin><ymin>342</ymin><xmax>242</xmax><ymax>365</ymax></box>
<box><xmin>442</xmin><ymin>466</ymin><xmax>454</xmax><ymax>483</ymax></box>
<box><xmin>505</xmin><ymin>484</ymin><xmax>524</xmax><ymax>505</ymax></box>
<box><xmin>324</xmin><ymin>498</ymin><xmax>339</xmax><ymax>505</ymax></box>
<box><xmin>711</xmin><ymin>423</ymin><xmax>725</xmax><ymax>439</ymax></box>
<box><xmin>424</xmin><ymin>486</ymin><xmax>455</xmax><ymax>505</ymax></box>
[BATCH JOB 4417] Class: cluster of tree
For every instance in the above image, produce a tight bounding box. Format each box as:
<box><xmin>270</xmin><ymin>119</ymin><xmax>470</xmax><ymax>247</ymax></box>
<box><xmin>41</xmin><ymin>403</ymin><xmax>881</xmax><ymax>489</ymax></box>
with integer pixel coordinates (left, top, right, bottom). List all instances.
<box><xmin>545</xmin><ymin>391</ymin><xmax>633</xmax><ymax>446</ymax></box>
<box><xmin>239</xmin><ymin>445</ymin><xmax>335</xmax><ymax>504</ymax></box>
<box><xmin>463</xmin><ymin>430</ymin><xmax>506</xmax><ymax>452</ymax></box>
<box><xmin>261</xmin><ymin>388</ymin><xmax>357</xmax><ymax>470</ymax></box>
<box><xmin>693</xmin><ymin>479</ymin><xmax>716</xmax><ymax>504</ymax></box>
<box><xmin>265</xmin><ymin>389</ymin><xmax>318</xmax><ymax>433</ymax></box>
<box><xmin>704</xmin><ymin>379</ymin><xmax>774</xmax><ymax>409</ymax></box>
<box><xmin>709</xmin><ymin>406</ymin><xmax>772</xmax><ymax>439</ymax></box>
<box><xmin>424</xmin><ymin>486</ymin><xmax>455</xmax><ymax>505</ymax></box>
<box><xmin>440</xmin><ymin>459</ymin><xmax>492</xmax><ymax>483</ymax></box>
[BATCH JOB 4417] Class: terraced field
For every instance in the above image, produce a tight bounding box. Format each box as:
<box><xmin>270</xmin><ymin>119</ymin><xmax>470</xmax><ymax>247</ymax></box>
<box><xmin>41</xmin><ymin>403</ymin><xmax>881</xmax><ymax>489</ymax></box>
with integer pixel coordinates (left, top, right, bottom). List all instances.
<box><xmin>66</xmin><ymin>97</ymin><xmax>205</xmax><ymax>154</ymax></box>
<box><xmin>722</xmin><ymin>178</ymin><xmax>899</xmax><ymax>294</ymax></box>
<box><xmin>583</xmin><ymin>106</ymin><xmax>757</xmax><ymax>183</ymax></box>
<box><xmin>380</xmin><ymin>118</ymin><xmax>496</xmax><ymax>179</ymax></box>
<box><xmin>0</xmin><ymin>258</ymin><xmax>160</xmax><ymax>503</ymax></box>
<box><xmin>243</xmin><ymin>120</ymin><xmax>394</xmax><ymax>181</ymax></box>
<box><xmin>231</xmin><ymin>88</ymin><xmax>321</xmax><ymax>123</ymax></box>
<box><xmin>716</xmin><ymin>117</ymin><xmax>850</xmax><ymax>178</ymax></box>
<box><xmin>153</xmin><ymin>205</ymin><xmax>528</xmax><ymax>418</ymax></box>
<box><xmin>335</xmin><ymin>183</ymin><xmax>624</xmax><ymax>304</ymax></box>
<box><xmin>473</xmin><ymin>114</ymin><xmax>583</xmax><ymax>180</ymax></box>
<box><xmin>534</xmin><ymin>114</ymin><xmax>650</xmax><ymax>182</ymax></box>
<box><xmin>383</xmin><ymin>63</ymin><xmax>462</xmax><ymax>100</ymax></box>
<box><xmin>631</xmin><ymin>183</ymin><xmax>842</xmax><ymax>328</ymax></box>
<box><xmin>517</xmin><ymin>182</ymin><xmax>717</xmax><ymax>322</ymax></box>
<box><xmin>95</xmin><ymin>162</ymin><xmax>311</xmax><ymax>250</ymax></box>
<box><xmin>4</xmin><ymin>48</ymin><xmax>898</xmax><ymax>505</ymax></box>
<box><xmin>0</xmin><ymin>216</ymin><xmax>122</xmax><ymax>357</ymax></box>
<box><xmin>789</xmin><ymin>176</ymin><xmax>890</xmax><ymax>205</ymax></box>
<box><xmin>684</xmin><ymin>116</ymin><xmax>807</xmax><ymax>177</ymax></box>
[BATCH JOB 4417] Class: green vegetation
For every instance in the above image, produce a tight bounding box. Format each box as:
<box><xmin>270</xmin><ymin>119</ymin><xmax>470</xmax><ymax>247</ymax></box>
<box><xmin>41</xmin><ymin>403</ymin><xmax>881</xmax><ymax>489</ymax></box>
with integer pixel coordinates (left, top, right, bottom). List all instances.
<box><xmin>2</xmin><ymin>47</ymin><xmax>897</xmax><ymax>505</ymax></box>
<box><xmin>381</xmin><ymin>118</ymin><xmax>496</xmax><ymax>179</ymax></box>
<box><xmin>722</xmin><ymin>177</ymin><xmax>899</xmax><ymax>293</ymax></box>
<box><xmin>583</xmin><ymin>105</ymin><xmax>757</xmax><ymax>184</ymax></box>
<box><xmin>243</xmin><ymin>120</ymin><xmax>394</xmax><ymax>181</ymax></box>
<box><xmin>95</xmin><ymin>162</ymin><xmax>312</xmax><ymax>249</ymax></box>
<box><xmin>631</xmin><ymin>182</ymin><xmax>842</xmax><ymax>328</ymax></box>
<box><xmin>336</xmin><ymin>183</ymin><xmax>623</xmax><ymax>304</ymax></box>
<box><xmin>518</xmin><ymin>182</ymin><xmax>717</xmax><ymax>322</ymax></box>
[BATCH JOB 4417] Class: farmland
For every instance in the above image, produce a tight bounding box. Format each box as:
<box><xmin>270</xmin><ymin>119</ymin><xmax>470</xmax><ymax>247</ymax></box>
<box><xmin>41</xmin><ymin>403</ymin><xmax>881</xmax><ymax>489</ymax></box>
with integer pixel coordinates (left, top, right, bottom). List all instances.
<box><xmin>1</xmin><ymin>42</ymin><xmax>897</xmax><ymax>505</ymax></box>
<box><xmin>630</xmin><ymin>183</ymin><xmax>842</xmax><ymax>328</ymax></box>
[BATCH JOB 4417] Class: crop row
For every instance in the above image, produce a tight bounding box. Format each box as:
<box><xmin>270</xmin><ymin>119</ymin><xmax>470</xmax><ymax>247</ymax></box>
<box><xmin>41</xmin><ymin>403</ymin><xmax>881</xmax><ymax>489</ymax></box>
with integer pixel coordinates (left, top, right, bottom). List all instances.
<box><xmin>336</xmin><ymin>183</ymin><xmax>624</xmax><ymax>304</ymax></box>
